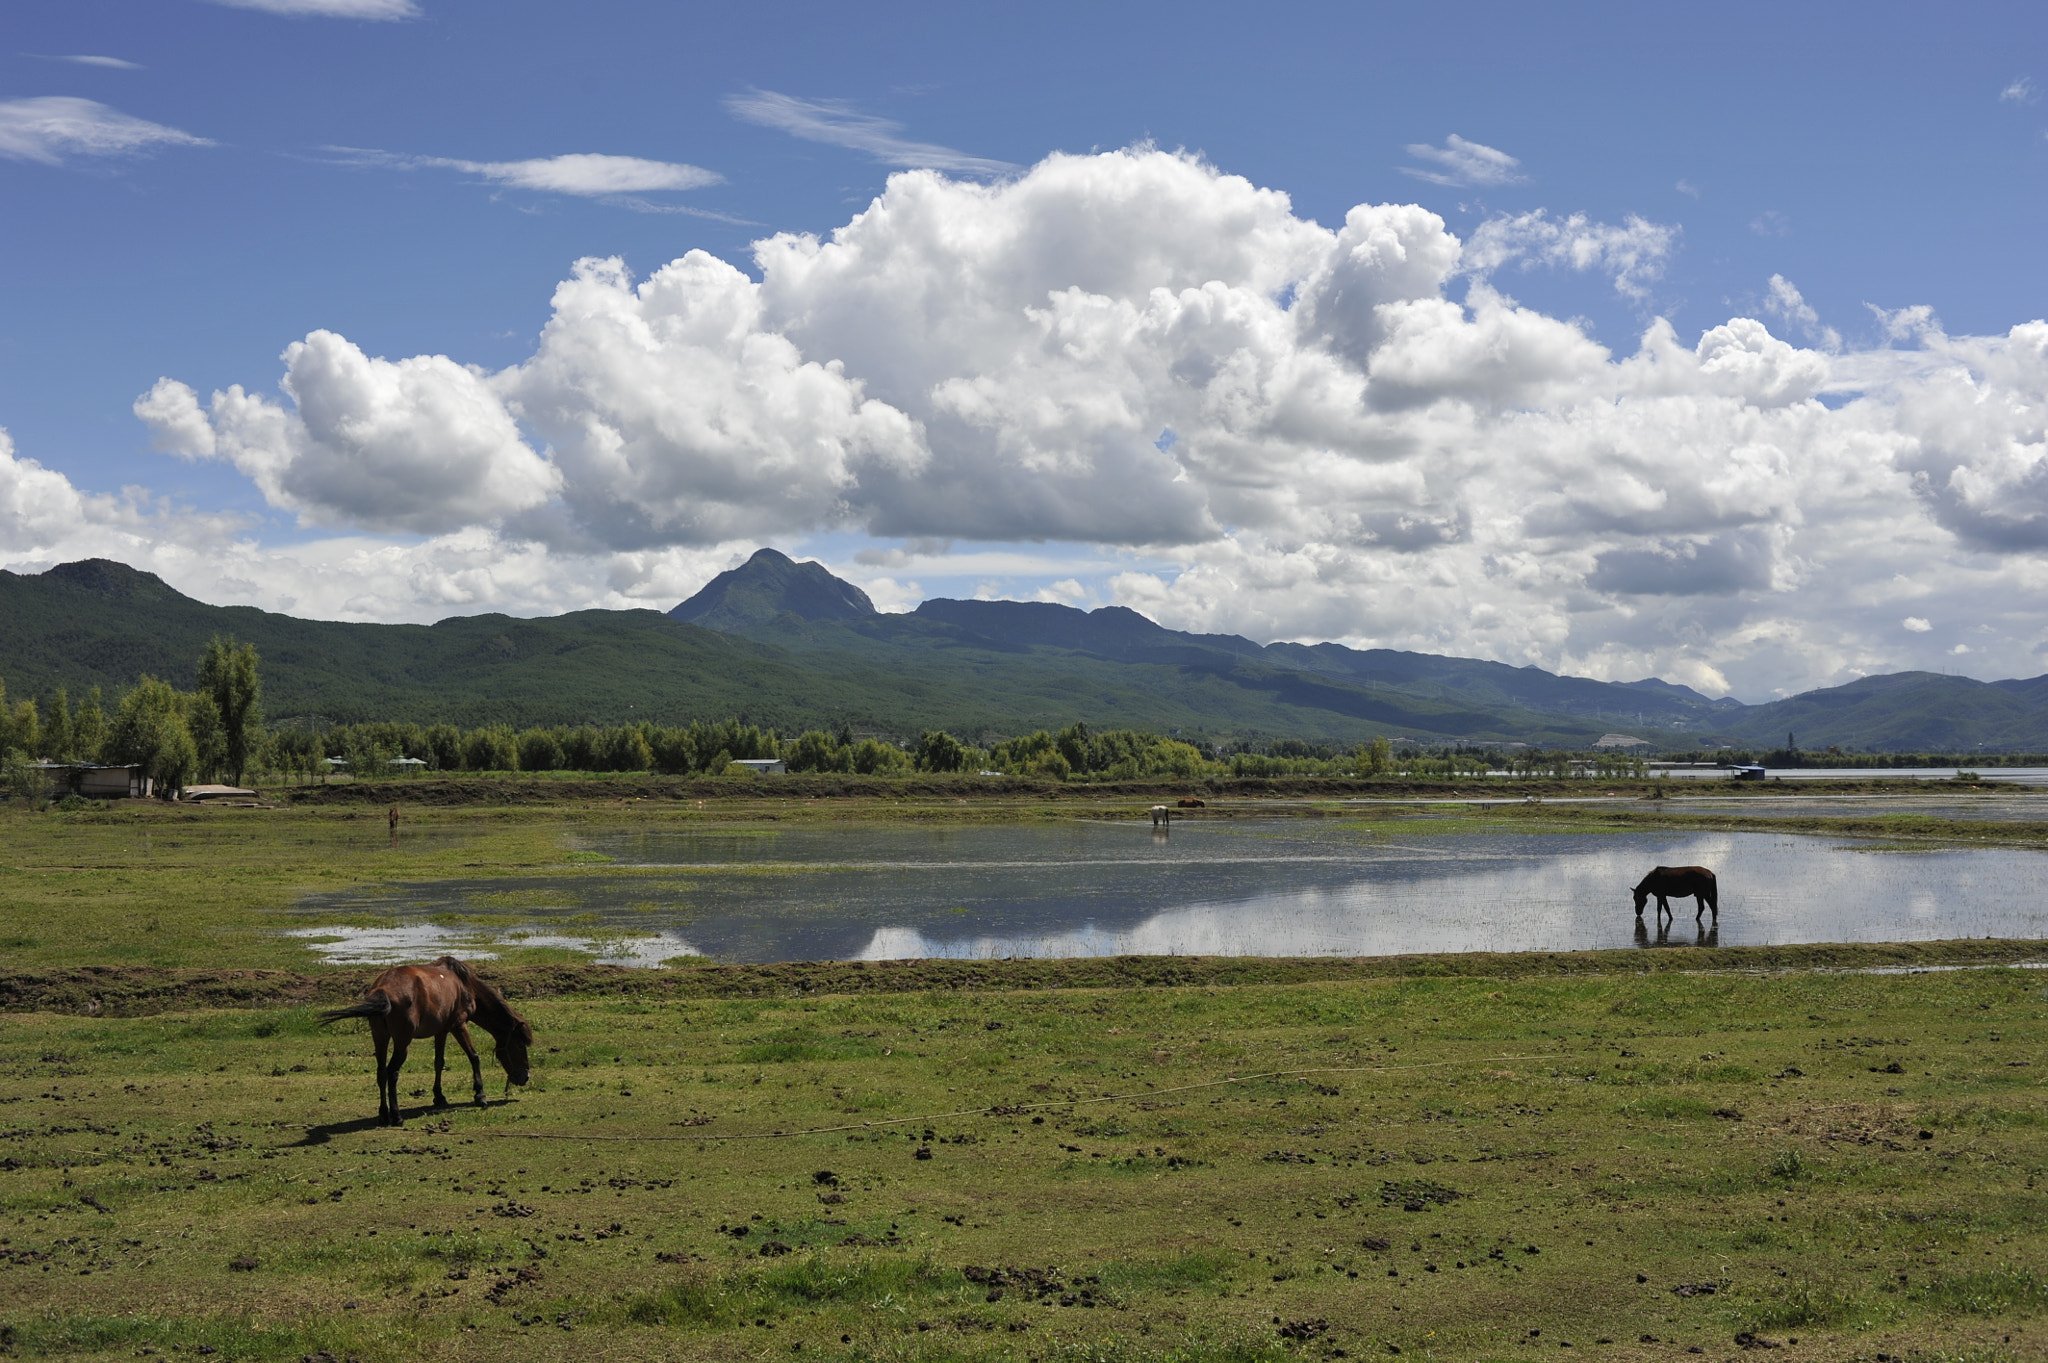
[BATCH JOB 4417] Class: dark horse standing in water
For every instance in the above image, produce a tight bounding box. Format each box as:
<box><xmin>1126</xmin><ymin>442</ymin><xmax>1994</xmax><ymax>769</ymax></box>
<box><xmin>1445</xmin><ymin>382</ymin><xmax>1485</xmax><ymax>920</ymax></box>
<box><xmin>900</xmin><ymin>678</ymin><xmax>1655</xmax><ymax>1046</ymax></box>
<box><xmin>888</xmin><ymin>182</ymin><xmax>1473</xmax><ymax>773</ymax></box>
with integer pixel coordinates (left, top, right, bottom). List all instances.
<box><xmin>319</xmin><ymin>956</ymin><xmax>532</xmax><ymax>1126</ymax></box>
<box><xmin>1632</xmin><ymin>866</ymin><xmax>1719</xmax><ymax>923</ymax></box>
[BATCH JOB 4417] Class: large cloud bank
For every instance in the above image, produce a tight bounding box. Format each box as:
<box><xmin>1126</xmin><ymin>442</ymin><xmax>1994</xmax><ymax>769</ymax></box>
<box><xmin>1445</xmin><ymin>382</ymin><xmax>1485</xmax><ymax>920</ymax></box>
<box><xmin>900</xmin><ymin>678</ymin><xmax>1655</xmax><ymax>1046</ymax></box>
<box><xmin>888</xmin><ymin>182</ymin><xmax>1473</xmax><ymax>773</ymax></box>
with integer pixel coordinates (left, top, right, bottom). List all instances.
<box><xmin>10</xmin><ymin>148</ymin><xmax>2048</xmax><ymax>698</ymax></box>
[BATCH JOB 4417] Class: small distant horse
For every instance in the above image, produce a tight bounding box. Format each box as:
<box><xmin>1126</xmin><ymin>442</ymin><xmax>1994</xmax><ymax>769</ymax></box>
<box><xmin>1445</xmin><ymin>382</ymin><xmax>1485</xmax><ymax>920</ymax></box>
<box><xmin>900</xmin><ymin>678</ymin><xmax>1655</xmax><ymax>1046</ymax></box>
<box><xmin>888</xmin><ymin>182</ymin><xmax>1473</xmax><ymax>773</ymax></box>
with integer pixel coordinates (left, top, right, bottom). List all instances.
<box><xmin>1632</xmin><ymin>866</ymin><xmax>1718</xmax><ymax>923</ymax></box>
<box><xmin>1176</xmin><ymin>797</ymin><xmax>1206</xmax><ymax>809</ymax></box>
<box><xmin>319</xmin><ymin>956</ymin><xmax>532</xmax><ymax>1127</ymax></box>
<box><xmin>1150</xmin><ymin>804</ymin><xmax>1171</xmax><ymax>827</ymax></box>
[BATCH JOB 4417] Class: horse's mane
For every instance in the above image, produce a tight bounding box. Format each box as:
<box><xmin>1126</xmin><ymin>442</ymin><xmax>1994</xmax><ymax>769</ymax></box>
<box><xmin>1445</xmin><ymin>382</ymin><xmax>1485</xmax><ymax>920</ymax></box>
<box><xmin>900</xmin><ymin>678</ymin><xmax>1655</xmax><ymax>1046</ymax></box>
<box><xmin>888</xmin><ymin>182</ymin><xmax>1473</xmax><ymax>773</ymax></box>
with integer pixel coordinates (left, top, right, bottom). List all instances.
<box><xmin>433</xmin><ymin>955</ymin><xmax>533</xmax><ymax>1043</ymax></box>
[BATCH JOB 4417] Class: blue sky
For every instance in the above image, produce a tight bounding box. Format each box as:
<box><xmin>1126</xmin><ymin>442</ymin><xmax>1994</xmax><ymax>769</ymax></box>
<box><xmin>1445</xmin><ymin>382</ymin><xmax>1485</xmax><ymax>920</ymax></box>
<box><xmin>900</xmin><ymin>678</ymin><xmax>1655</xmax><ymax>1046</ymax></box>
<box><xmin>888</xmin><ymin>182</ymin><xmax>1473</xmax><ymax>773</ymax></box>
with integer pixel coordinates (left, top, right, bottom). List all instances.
<box><xmin>4</xmin><ymin>0</ymin><xmax>2047</xmax><ymax>698</ymax></box>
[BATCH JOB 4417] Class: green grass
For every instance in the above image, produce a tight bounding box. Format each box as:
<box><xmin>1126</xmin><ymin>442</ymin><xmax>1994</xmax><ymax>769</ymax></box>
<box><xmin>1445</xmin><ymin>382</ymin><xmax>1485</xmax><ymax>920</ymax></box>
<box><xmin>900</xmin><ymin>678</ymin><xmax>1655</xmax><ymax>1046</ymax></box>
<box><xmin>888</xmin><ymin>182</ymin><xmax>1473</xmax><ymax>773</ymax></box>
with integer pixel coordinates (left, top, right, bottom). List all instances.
<box><xmin>0</xmin><ymin>966</ymin><xmax>2042</xmax><ymax>1360</ymax></box>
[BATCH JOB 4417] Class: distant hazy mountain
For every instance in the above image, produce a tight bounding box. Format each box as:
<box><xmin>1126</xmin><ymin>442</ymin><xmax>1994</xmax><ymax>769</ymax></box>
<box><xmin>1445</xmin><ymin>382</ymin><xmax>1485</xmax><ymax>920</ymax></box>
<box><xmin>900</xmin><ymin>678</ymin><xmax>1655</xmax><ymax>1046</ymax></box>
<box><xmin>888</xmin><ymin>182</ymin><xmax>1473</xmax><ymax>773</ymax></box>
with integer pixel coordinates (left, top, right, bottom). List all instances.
<box><xmin>4</xmin><ymin>550</ymin><xmax>2046</xmax><ymax>750</ymax></box>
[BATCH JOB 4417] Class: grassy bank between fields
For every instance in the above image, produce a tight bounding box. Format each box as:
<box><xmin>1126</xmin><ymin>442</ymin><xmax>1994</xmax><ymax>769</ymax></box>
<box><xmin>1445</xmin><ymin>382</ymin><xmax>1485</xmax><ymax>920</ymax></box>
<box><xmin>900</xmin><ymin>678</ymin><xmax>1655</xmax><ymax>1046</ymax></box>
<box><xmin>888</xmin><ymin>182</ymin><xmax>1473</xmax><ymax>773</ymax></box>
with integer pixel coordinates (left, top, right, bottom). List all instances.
<box><xmin>0</xmin><ymin>964</ymin><xmax>2041</xmax><ymax>1362</ymax></box>
<box><xmin>1</xmin><ymin>939</ymin><xmax>2045</xmax><ymax>1018</ymax></box>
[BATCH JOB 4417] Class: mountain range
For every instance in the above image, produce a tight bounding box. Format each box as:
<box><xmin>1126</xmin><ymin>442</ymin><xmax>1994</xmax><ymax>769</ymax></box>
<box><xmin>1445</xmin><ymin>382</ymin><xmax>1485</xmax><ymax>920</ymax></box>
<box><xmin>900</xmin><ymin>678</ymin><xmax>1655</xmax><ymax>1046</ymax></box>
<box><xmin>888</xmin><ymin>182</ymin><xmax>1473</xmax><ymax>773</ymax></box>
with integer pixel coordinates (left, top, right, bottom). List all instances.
<box><xmin>2</xmin><ymin>549</ymin><xmax>2045</xmax><ymax>751</ymax></box>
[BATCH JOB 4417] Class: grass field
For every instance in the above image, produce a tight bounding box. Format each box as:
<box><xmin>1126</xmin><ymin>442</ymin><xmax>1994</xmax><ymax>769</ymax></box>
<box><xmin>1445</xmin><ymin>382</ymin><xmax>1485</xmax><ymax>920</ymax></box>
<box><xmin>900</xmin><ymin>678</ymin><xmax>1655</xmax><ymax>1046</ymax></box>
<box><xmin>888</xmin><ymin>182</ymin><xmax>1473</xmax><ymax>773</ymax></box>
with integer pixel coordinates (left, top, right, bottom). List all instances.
<box><xmin>1</xmin><ymin>789</ymin><xmax>2044</xmax><ymax>1361</ymax></box>
<box><xmin>0</xmin><ymin>964</ymin><xmax>2043</xmax><ymax>1362</ymax></box>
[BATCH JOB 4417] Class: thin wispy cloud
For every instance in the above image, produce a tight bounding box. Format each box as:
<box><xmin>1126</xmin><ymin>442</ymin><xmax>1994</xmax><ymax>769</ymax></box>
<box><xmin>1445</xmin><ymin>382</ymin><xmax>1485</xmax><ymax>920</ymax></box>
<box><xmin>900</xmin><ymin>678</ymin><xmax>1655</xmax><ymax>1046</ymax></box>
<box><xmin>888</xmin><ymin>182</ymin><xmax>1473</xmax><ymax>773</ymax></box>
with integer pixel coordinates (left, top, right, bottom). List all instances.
<box><xmin>0</xmin><ymin>96</ymin><xmax>211</xmax><ymax>165</ymax></box>
<box><xmin>608</xmin><ymin>197</ymin><xmax>760</xmax><ymax>225</ymax></box>
<box><xmin>30</xmin><ymin>54</ymin><xmax>144</xmax><ymax>70</ymax></box>
<box><xmin>1750</xmin><ymin>209</ymin><xmax>1790</xmax><ymax>238</ymax></box>
<box><xmin>1400</xmin><ymin>133</ymin><xmax>1527</xmax><ymax>187</ymax></box>
<box><xmin>725</xmin><ymin>89</ymin><xmax>1015</xmax><ymax>176</ymax></box>
<box><xmin>1764</xmin><ymin>274</ymin><xmax>1841</xmax><ymax>352</ymax></box>
<box><xmin>202</xmin><ymin>0</ymin><xmax>420</xmax><ymax>17</ymax></box>
<box><xmin>1999</xmin><ymin>76</ymin><xmax>2038</xmax><ymax>106</ymax></box>
<box><xmin>329</xmin><ymin>147</ymin><xmax>722</xmax><ymax>196</ymax></box>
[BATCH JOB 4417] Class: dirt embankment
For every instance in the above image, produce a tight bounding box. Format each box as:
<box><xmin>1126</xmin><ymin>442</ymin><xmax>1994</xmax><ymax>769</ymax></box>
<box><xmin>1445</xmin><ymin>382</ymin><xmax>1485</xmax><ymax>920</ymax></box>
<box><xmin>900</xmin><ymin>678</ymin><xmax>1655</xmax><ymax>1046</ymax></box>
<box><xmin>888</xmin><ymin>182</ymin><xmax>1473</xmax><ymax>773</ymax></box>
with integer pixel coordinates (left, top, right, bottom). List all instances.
<box><xmin>4</xmin><ymin>938</ymin><xmax>2038</xmax><ymax>1017</ymax></box>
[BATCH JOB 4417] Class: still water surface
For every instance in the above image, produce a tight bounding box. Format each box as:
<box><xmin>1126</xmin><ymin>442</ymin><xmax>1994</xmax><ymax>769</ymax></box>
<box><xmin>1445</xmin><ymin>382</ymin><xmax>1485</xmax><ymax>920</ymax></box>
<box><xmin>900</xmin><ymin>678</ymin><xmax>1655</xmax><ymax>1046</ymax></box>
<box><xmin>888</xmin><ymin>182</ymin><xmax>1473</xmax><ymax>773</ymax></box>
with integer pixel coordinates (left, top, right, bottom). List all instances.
<box><xmin>288</xmin><ymin>819</ymin><xmax>2048</xmax><ymax>966</ymax></box>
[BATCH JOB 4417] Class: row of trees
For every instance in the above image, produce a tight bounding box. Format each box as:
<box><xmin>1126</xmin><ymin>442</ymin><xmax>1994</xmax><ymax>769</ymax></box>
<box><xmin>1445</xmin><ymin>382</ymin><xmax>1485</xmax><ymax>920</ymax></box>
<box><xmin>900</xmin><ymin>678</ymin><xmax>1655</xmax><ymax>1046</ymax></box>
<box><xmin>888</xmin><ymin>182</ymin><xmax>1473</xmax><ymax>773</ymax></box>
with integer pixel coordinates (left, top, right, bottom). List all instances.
<box><xmin>1</xmin><ymin>637</ymin><xmax>263</xmax><ymax>797</ymax></box>
<box><xmin>3</xmin><ymin>638</ymin><xmax>1674</xmax><ymax>800</ymax></box>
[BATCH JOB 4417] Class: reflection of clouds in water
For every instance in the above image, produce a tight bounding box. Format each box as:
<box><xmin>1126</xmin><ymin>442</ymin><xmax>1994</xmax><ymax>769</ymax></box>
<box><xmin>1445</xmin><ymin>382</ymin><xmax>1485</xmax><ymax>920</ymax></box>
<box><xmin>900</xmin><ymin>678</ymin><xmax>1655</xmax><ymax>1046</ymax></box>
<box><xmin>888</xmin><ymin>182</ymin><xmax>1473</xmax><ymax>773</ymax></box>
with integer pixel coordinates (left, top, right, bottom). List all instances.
<box><xmin>856</xmin><ymin>835</ymin><xmax>2048</xmax><ymax>961</ymax></box>
<box><xmin>297</xmin><ymin>823</ymin><xmax>2048</xmax><ymax>965</ymax></box>
<box><xmin>285</xmin><ymin>924</ymin><xmax>699</xmax><ymax>967</ymax></box>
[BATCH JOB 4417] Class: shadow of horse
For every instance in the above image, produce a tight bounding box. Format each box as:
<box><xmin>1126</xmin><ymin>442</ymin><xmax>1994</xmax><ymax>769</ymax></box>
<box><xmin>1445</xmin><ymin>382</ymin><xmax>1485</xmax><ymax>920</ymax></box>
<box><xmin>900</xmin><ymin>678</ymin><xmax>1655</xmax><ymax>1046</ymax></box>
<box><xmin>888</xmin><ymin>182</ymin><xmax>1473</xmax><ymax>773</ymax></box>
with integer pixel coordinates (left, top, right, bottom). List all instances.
<box><xmin>286</xmin><ymin>1101</ymin><xmax>514</xmax><ymax>1146</ymax></box>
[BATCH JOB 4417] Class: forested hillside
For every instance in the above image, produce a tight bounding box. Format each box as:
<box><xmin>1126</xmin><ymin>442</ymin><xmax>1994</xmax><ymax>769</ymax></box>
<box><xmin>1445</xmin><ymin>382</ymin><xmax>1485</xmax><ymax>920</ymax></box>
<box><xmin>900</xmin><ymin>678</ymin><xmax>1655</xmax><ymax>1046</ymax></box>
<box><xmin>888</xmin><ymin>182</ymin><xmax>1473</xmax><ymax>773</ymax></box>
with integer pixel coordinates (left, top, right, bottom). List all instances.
<box><xmin>8</xmin><ymin>551</ymin><xmax>2048</xmax><ymax>750</ymax></box>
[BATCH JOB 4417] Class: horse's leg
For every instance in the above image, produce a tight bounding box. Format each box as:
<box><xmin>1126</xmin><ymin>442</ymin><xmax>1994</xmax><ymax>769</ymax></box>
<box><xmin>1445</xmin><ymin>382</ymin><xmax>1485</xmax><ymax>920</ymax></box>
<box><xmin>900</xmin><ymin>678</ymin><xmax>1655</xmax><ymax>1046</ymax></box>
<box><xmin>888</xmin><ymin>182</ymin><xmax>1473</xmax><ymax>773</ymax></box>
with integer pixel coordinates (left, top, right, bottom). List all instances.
<box><xmin>372</xmin><ymin>1027</ymin><xmax>391</xmax><ymax>1124</ymax></box>
<box><xmin>385</xmin><ymin>1038</ymin><xmax>411</xmax><ymax>1127</ymax></box>
<box><xmin>450</xmin><ymin>1022</ymin><xmax>486</xmax><ymax>1107</ymax></box>
<box><xmin>432</xmin><ymin>1033</ymin><xmax>449</xmax><ymax>1107</ymax></box>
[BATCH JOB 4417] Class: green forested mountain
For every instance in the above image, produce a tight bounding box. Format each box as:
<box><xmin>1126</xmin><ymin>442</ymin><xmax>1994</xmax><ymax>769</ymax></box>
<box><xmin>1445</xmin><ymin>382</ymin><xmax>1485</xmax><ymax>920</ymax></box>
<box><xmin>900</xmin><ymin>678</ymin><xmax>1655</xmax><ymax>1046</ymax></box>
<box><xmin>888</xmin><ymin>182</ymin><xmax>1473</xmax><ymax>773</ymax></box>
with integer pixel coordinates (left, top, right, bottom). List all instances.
<box><xmin>7</xmin><ymin>551</ymin><xmax>2048</xmax><ymax>750</ymax></box>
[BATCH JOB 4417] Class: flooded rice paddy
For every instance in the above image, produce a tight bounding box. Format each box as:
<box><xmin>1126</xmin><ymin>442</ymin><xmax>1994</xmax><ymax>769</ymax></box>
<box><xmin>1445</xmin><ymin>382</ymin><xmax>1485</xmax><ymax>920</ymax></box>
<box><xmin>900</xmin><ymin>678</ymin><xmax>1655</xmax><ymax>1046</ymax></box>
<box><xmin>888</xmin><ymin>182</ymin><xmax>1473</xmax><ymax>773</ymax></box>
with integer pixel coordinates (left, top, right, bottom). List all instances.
<box><xmin>290</xmin><ymin>817</ymin><xmax>2048</xmax><ymax>966</ymax></box>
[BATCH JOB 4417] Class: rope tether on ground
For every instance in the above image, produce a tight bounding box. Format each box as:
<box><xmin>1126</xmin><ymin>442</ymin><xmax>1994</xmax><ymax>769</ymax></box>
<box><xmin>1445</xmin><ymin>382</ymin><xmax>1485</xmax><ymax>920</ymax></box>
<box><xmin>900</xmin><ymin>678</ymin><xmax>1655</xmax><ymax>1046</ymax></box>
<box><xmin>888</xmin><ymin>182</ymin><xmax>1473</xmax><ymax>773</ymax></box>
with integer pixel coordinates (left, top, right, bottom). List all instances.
<box><xmin>480</xmin><ymin>1054</ymin><xmax>1555</xmax><ymax>1143</ymax></box>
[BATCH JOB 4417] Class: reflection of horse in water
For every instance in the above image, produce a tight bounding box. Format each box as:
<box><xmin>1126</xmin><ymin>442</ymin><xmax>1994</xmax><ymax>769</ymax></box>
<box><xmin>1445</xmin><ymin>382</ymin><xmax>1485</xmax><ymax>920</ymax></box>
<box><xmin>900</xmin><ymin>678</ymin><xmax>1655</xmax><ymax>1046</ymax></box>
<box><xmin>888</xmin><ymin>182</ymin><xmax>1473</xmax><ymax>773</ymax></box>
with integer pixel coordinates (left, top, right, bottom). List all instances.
<box><xmin>1632</xmin><ymin>865</ymin><xmax>1718</xmax><ymax>923</ymax></box>
<box><xmin>1634</xmin><ymin>917</ymin><xmax>1719</xmax><ymax>949</ymax></box>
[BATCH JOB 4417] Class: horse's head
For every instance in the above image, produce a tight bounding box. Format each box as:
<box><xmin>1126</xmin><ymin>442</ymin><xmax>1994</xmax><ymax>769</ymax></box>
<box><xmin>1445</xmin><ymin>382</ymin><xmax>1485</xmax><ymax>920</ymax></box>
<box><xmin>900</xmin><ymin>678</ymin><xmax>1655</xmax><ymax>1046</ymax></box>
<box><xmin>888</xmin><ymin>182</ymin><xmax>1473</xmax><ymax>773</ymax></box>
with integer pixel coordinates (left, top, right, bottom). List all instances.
<box><xmin>1631</xmin><ymin>884</ymin><xmax>1650</xmax><ymax>913</ymax></box>
<box><xmin>496</xmin><ymin>1009</ymin><xmax>534</xmax><ymax>1087</ymax></box>
<box><xmin>476</xmin><ymin>985</ymin><xmax>533</xmax><ymax>1087</ymax></box>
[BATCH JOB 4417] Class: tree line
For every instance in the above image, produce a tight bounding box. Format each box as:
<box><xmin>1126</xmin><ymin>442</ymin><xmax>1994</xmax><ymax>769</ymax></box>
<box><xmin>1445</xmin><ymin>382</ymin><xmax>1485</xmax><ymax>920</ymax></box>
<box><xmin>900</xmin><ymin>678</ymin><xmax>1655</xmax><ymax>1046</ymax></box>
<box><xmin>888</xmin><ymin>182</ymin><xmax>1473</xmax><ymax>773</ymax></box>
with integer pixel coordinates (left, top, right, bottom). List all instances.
<box><xmin>1</xmin><ymin>638</ymin><xmax>1678</xmax><ymax>800</ymax></box>
<box><xmin>1</xmin><ymin>637</ymin><xmax>261</xmax><ymax>797</ymax></box>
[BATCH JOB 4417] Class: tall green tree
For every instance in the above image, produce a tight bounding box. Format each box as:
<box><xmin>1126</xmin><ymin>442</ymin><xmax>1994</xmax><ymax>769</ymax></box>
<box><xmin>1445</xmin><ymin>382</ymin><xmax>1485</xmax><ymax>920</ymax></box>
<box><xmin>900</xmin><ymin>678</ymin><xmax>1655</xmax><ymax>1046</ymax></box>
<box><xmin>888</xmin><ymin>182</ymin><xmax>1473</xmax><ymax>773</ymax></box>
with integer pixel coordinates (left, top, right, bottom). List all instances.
<box><xmin>42</xmin><ymin>689</ymin><xmax>70</xmax><ymax>761</ymax></box>
<box><xmin>182</xmin><ymin>691</ymin><xmax>226</xmax><ymax>782</ymax></box>
<box><xmin>107</xmin><ymin>677</ymin><xmax>198</xmax><ymax>796</ymax></box>
<box><xmin>197</xmin><ymin>635</ymin><xmax>264</xmax><ymax>785</ymax></box>
<box><xmin>915</xmin><ymin>730</ymin><xmax>967</xmax><ymax>773</ymax></box>
<box><xmin>72</xmin><ymin>688</ymin><xmax>107</xmax><ymax>764</ymax></box>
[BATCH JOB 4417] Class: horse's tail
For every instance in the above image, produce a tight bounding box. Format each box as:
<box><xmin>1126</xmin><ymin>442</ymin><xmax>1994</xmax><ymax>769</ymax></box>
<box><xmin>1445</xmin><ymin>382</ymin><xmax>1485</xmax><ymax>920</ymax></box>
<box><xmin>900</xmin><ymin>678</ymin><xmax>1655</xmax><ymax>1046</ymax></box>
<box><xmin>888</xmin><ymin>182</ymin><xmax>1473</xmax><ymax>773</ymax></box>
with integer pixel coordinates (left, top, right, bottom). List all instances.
<box><xmin>318</xmin><ymin>992</ymin><xmax>392</xmax><ymax>1025</ymax></box>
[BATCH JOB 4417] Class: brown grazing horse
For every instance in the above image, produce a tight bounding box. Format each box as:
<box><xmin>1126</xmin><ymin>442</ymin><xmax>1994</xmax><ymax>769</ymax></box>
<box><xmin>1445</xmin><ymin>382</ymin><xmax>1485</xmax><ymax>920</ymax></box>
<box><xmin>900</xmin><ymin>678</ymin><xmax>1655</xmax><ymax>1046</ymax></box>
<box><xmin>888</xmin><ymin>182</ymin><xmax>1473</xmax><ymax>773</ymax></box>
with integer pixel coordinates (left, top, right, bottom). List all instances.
<box><xmin>1632</xmin><ymin>866</ymin><xmax>1719</xmax><ymax>922</ymax></box>
<box><xmin>319</xmin><ymin>956</ymin><xmax>532</xmax><ymax>1127</ymax></box>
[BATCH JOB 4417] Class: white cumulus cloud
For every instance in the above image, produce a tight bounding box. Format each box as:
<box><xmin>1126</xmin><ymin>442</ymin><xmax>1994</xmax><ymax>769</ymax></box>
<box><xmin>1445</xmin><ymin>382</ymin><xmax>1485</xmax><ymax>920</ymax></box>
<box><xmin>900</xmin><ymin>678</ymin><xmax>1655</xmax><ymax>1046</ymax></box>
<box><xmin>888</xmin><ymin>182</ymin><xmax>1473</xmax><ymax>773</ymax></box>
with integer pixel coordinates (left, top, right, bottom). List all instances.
<box><xmin>81</xmin><ymin>146</ymin><xmax>2048</xmax><ymax>699</ymax></box>
<box><xmin>499</xmin><ymin>253</ymin><xmax>929</xmax><ymax>548</ymax></box>
<box><xmin>0</xmin><ymin>96</ymin><xmax>210</xmax><ymax>164</ymax></box>
<box><xmin>1464</xmin><ymin>209</ymin><xmax>1679</xmax><ymax>301</ymax></box>
<box><xmin>137</xmin><ymin>332</ymin><xmax>561</xmax><ymax>534</ymax></box>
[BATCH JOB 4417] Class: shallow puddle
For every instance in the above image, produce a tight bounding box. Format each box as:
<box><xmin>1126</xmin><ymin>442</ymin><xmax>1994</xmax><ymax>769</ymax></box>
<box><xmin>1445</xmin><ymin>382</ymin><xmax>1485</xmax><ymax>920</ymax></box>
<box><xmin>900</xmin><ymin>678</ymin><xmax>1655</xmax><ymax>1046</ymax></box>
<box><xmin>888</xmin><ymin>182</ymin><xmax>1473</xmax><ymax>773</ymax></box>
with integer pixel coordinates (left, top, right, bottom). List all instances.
<box><xmin>289</xmin><ymin>820</ymin><xmax>2048</xmax><ymax>965</ymax></box>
